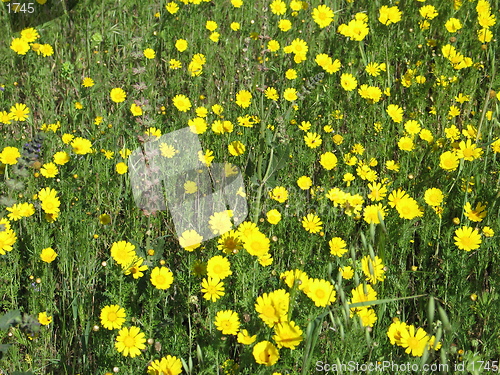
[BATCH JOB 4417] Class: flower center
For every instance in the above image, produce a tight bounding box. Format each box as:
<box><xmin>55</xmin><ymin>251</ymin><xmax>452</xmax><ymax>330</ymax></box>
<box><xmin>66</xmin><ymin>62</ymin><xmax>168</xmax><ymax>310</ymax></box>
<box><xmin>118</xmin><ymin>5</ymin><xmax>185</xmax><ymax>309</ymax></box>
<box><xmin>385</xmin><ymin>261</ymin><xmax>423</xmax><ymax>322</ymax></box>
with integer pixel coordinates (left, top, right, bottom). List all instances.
<box><xmin>124</xmin><ymin>336</ymin><xmax>136</xmax><ymax>348</ymax></box>
<box><xmin>107</xmin><ymin>312</ymin><xmax>117</xmax><ymax>322</ymax></box>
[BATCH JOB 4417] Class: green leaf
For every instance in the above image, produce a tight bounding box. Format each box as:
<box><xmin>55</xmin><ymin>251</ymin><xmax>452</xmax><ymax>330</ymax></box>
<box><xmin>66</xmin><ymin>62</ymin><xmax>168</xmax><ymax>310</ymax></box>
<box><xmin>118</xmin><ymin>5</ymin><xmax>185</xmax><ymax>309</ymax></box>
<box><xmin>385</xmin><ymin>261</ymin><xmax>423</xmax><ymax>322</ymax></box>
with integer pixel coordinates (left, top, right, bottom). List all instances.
<box><xmin>264</xmin><ymin>128</ymin><xmax>273</xmax><ymax>147</ymax></box>
<box><xmin>181</xmin><ymin>357</ymin><xmax>192</xmax><ymax>375</ymax></box>
<box><xmin>0</xmin><ymin>309</ymin><xmax>22</xmax><ymax>330</ymax></box>
<box><xmin>263</xmin><ymin>144</ymin><xmax>289</xmax><ymax>184</ymax></box>
<box><xmin>19</xmin><ymin>313</ymin><xmax>41</xmax><ymax>336</ymax></box>
<box><xmin>91</xmin><ymin>32</ymin><xmax>103</xmax><ymax>43</ymax></box>
<box><xmin>244</xmin><ymin>152</ymin><xmax>256</xmax><ymax>181</ymax></box>
<box><xmin>428</xmin><ymin>296</ymin><xmax>435</xmax><ymax>325</ymax></box>
<box><xmin>0</xmin><ymin>344</ymin><xmax>11</xmax><ymax>359</ymax></box>
<box><xmin>263</xmin><ymin>175</ymin><xmax>277</xmax><ymax>189</ymax></box>
<box><xmin>196</xmin><ymin>343</ymin><xmax>203</xmax><ymax>365</ymax></box>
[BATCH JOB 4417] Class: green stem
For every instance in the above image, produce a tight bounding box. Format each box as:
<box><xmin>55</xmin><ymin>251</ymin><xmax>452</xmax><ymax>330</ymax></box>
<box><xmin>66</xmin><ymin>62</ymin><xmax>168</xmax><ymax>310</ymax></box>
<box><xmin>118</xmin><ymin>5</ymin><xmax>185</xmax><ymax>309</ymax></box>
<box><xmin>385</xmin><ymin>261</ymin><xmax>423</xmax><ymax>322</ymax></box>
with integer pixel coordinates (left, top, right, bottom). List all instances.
<box><xmin>252</xmin><ymin>143</ymin><xmax>276</xmax><ymax>223</ymax></box>
<box><xmin>358</xmin><ymin>40</ymin><xmax>367</xmax><ymax>67</ymax></box>
<box><xmin>434</xmin><ymin>213</ymin><xmax>442</xmax><ymax>257</ymax></box>
<box><xmin>475</xmin><ymin>72</ymin><xmax>494</xmax><ymax>145</ymax></box>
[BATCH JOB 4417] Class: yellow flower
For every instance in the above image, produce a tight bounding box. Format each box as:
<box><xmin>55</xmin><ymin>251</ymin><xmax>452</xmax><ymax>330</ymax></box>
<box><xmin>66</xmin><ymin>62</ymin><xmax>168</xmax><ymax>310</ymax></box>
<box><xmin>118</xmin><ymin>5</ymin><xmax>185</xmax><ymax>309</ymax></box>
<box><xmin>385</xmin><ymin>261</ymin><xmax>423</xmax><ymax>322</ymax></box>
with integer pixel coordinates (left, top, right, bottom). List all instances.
<box><xmin>214</xmin><ymin>310</ymin><xmax>240</xmax><ymax>335</ymax></box>
<box><xmin>115</xmin><ymin>162</ymin><xmax>128</xmax><ymax>174</ymax></box>
<box><xmin>150</xmin><ymin>266</ymin><xmax>174</xmax><ymax>289</ymax></box>
<box><xmin>266</xmin><ymin>209</ymin><xmax>281</xmax><ymax>225</ymax></box>
<box><xmin>404</xmin><ymin>120</ymin><xmax>421</xmax><ymax>135</ymax></box>
<box><xmin>319</xmin><ymin>152</ymin><xmax>338</xmax><ymax>170</ymax></box>
<box><xmin>209</xmin><ymin>32</ymin><xmax>220</xmax><ymax>43</ymax></box>
<box><xmin>399</xmin><ymin>325</ymin><xmax>429</xmax><ymax>357</ymax></box>
<box><xmin>175</xmin><ymin>39</ymin><xmax>188</xmax><ymax>52</ymax></box>
<box><xmin>267</xmin><ymin>40</ymin><xmax>280</xmax><ymax>52</ymax></box>
<box><xmin>115</xmin><ymin>326</ymin><xmax>146</xmax><ymax>358</ymax></box>
<box><xmin>178</xmin><ymin>229</ymin><xmax>203</xmax><ymax>251</ymax></box>
<box><xmin>188</xmin><ymin>117</ymin><xmax>208</xmax><ymax>134</ymax></box>
<box><xmin>456</xmin><ymin>140</ymin><xmax>483</xmax><ymax>161</ymax></box>
<box><xmin>253</xmin><ymin>341</ymin><xmax>279</xmax><ymax>366</ymax></box>
<box><xmin>332</xmin><ymin>134</ymin><xmax>344</xmax><ymax>145</ymax></box>
<box><xmin>243</xmin><ymin>231</ymin><xmax>270</xmax><ymax>257</ymax></box>
<box><xmin>424</xmin><ymin>188</ymin><xmax>444</xmax><ymax>207</ymax></box>
<box><xmin>172</xmin><ymin>94</ymin><xmax>191</xmax><ymax>112</ymax></box>
<box><xmin>285</xmin><ymin>69</ymin><xmax>297</xmax><ymax>80</ymax></box>
<box><xmin>482</xmin><ymin>226</ymin><xmax>494</xmax><ymax>237</ymax></box>
<box><xmin>378</xmin><ymin>5</ymin><xmax>402</xmax><ymax>26</ymax></box>
<box><xmin>419</xmin><ymin>129</ymin><xmax>434</xmax><ymax>143</ymax></box>
<box><xmin>0</xmin><ymin>147</ymin><xmax>21</xmax><ymax>165</ymax></box>
<box><xmin>278</xmin><ymin>19</ymin><xmax>292</xmax><ymax>32</ymax></box>
<box><xmin>283</xmin><ymin>88</ymin><xmax>298</xmax><ymax>101</ymax></box>
<box><xmin>165</xmin><ymin>2</ymin><xmax>179</xmax><ymax>14</ymax></box>
<box><xmin>237</xmin><ymin>329</ymin><xmax>257</xmax><ymax>345</ymax></box>
<box><xmin>338</xmin><ymin>19</ymin><xmax>369</xmax><ymax>41</ymax></box>
<box><xmin>40</xmin><ymin>162</ymin><xmax>59</xmax><ymax>178</ymax></box>
<box><xmin>257</xmin><ymin>287</ymin><xmax>291</xmax><ymax>319</ymax></box>
<box><xmin>398</xmin><ymin>136</ymin><xmax>414</xmax><ymax>152</ymax></box>
<box><xmin>478</xmin><ymin>28</ymin><xmax>493</xmax><ymax>43</ymax></box>
<box><xmin>124</xmin><ymin>257</ymin><xmax>148</xmax><ymax>279</ymax></box>
<box><xmin>445</xmin><ymin>18</ymin><xmax>462</xmax><ymax>33</ymax></box>
<box><xmin>201</xmin><ymin>277</ymin><xmax>225</xmax><ymax>302</ymax></box>
<box><xmin>9</xmin><ymin>103</ymin><xmax>30</xmax><ymax>121</ymax></box>
<box><xmin>363</xmin><ymin>204</ymin><xmax>386</xmax><ymax>224</ymax></box>
<box><xmin>273</xmin><ymin>321</ymin><xmax>303</xmax><ymax>349</ymax></box>
<box><xmin>270</xmin><ymin>0</ymin><xmax>286</xmax><ymax>15</ymax></box>
<box><xmin>395</xmin><ymin>196</ymin><xmax>423</xmax><ymax>220</ymax></box>
<box><xmin>10</xmin><ymin>38</ymin><xmax>30</xmax><ymax>55</ymax></box>
<box><xmin>339</xmin><ymin>266</ymin><xmax>354</xmax><ymax>279</ymax></box>
<box><xmin>82</xmin><ymin>77</ymin><xmax>95</xmax><ymax>87</ymax></box>
<box><xmin>340</xmin><ymin>73</ymin><xmax>357</xmax><ymax>91</ymax></box>
<box><xmin>169</xmin><ymin>59</ymin><xmax>182</xmax><ymax>69</ymax></box>
<box><xmin>357</xmin><ymin>307</ymin><xmax>378</xmax><ymax>327</ymax></box>
<box><xmin>20</xmin><ymin>27</ymin><xmax>40</xmax><ymax>43</ymax></box>
<box><xmin>464</xmin><ymin>202</ymin><xmax>487</xmax><ymax>222</ymax></box>
<box><xmin>38</xmin><ymin>312</ymin><xmax>52</xmax><ymax>326</ymax></box>
<box><xmin>361</xmin><ymin>255</ymin><xmax>386</xmax><ymax>284</ymax></box>
<box><xmin>312</xmin><ymin>4</ymin><xmax>334</xmax><ymax>28</ymax></box>
<box><xmin>304</xmin><ymin>132</ymin><xmax>322</xmax><ymax>148</ymax></box>
<box><xmin>419</xmin><ymin>5</ymin><xmax>438</xmax><ymax>20</ymax></box>
<box><xmin>329</xmin><ymin>237</ymin><xmax>347</xmax><ymax>257</ymax></box>
<box><xmin>38</xmin><ymin>44</ymin><xmax>54</xmax><ymax>57</ymax></box>
<box><xmin>306</xmin><ymin>278</ymin><xmax>336</xmax><ymax>307</ymax></box>
<box><xmin>301</xmin><ymin>214</ymin><xmax>322</xmax><ymax>234</ymax></box>
<box><xmin>235</xmin><ymin>90</ymin><xmax>252</xmax><ymax>108</ymax></box>
<box><xmin>207</xmin><ymin>255</ymin><xmax>232</xmax><ymax>280</ymax></box>
<box><xmin>386</xmin><ymin>104</ymin><xmax>403</xmax><ymax>123</ymax></box>
<box><xmin>454</xmin><ymin>226</ymin><xmax>482</xmax><ymax>251</ymax></box>
<box><xmin>142</xmin><ymin>48</ymin><xmax>156</xmax><ymax>59</ymax></box>
<box><xmin>100</xmin><ymin>305</ymin><xmax>126</xmax><ymax>330</ymax></box>
<box><xmin>350</xmin><ymin>283</ymin><xmax>377</xmax><ymax>314</ymax></box>
<box><xmin>206</xmin><ymin>20</ymin><xmax>218</xmax><ymax>31</ymax></box>
<box><xmin>439</xmin><ymin>151</ymin><xmax>459</xmax><ymax>171</ymax></box>
<box><xmin>40</xmin><ymin>247</ymin><xmax>58</xmax><ymax>263</ymax></box>
<box><xmin>183</xmin><ymin>180</ymin><xmax>197</xmax><ymax>194</ymax></box>
<box><xmin>228</xmin><ymin>141</ymin><xmax>246</xmax><ymax>156</ymax></box>
<box><xmin>110</xmin><ymin>88</ymin><xmax>126</xmax><ymax>103</ymax></box>
<box><xmin>71</xmin><ymin>137</ymin><xmax>92</xmax><ymax>155</ymax></box>
<box><xmin>130</xmin><ymin>103</ymin><xmax>143</xmax><ymax>116</ymax></box>
<box><xmin>297</xmin><ymin>176</ymin><xmax>312</xmax><ymax>190</ymax></box>
<box><xmin>269</xmin><ymin>186</ymin><xmax>288</xmax><ymax>203</ymax></box>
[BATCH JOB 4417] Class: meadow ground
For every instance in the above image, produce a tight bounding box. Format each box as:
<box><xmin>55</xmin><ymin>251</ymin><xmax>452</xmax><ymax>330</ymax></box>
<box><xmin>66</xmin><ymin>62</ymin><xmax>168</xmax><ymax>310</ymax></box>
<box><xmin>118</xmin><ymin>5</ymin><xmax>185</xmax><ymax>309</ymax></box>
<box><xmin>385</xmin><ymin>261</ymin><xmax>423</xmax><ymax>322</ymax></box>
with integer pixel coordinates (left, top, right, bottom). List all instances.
<box><xmin>0</xmin><ymin>0</ymin><xmax>500</xmax><ymax>374</ymax></box>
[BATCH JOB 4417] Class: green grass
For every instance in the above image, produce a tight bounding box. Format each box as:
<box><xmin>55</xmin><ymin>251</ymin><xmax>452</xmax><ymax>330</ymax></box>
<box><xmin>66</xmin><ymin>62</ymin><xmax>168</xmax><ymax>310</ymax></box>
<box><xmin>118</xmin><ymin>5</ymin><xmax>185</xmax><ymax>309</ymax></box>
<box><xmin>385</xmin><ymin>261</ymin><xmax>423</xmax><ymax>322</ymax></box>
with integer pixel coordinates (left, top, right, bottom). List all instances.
<box><xmin>0</xmin><ymin>0</ymin><xmax>500</xmax><ymax>374</ymax></box>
